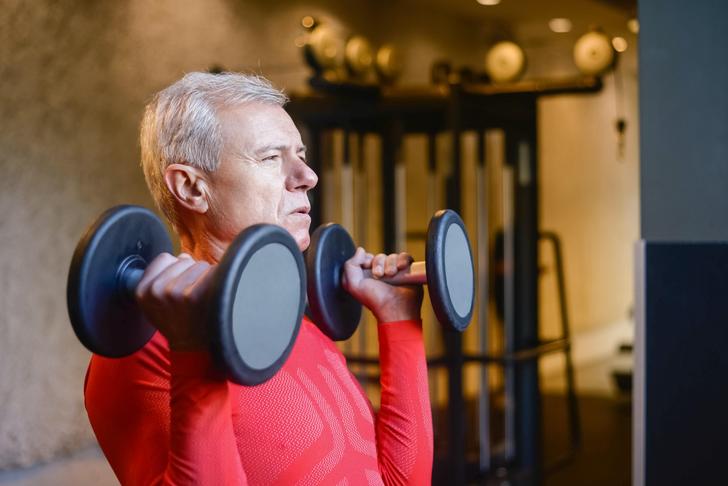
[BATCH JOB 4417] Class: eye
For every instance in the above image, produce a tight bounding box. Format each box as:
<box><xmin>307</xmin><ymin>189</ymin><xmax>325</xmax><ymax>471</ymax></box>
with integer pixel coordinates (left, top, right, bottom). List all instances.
<box><xmin>262</xmin><ymin>154</ymin><xmax>280</xmax><ymax>162</ymax></box>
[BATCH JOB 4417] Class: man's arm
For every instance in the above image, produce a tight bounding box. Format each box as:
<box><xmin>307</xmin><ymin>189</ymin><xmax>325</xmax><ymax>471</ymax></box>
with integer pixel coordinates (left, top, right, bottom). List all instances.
<box><xmin>341</xmin><ymin>248</ymin><xmax>434</xmax><ymax>484</ymax></box>
<box><xmin>374</xmin><ymin>319</ymin><xmax>433</xmax><ymax>485</ymax></box>
<box><xmin>84</xmin><ymin>335</ymin><xmax>248</xmax><ymax>485</ymax></box>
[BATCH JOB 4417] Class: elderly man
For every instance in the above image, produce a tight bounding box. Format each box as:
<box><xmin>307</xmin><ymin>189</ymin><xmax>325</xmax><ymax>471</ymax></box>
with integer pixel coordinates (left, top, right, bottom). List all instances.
<box><xmin>84</xmin><ymin>72</ymin><xmax>433</xmax><ymax>485</ymax></box>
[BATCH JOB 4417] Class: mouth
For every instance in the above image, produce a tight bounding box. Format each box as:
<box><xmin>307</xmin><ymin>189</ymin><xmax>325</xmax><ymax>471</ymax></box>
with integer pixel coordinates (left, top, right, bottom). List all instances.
<box><xmin>291</xmin><ymin>206</ymin><xmax>311</xmax><ymax>216</ymax></box>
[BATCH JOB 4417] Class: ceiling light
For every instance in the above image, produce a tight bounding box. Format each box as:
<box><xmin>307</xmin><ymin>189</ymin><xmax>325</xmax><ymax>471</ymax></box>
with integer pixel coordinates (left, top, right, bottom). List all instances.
<box><xmin>549</xmin><ymin>18</ymin><xmax>572</xmax><ymax>33</ymax></box>
<box><xmin>612</xmin><ymin>36</ymin><xmax>628</xmax><ymax>52</ymax></box>
<box><xmin>301</xmin><ymin>16</ymin><xmax>315</xmax><ymax>29</ymax></box>
<box><xmin>627</xmin><ymin>18</ymin><xmax>640</xmax><ymax>34</ymax></box>
<box><xmin>476</xmin><ymin>0</ymin><xmax>501</xmax><ymax>6</ymax></box>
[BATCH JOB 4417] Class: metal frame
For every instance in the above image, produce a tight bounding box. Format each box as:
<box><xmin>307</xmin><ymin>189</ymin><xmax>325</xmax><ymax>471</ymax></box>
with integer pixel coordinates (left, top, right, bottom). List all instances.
<box><xmin>288</xmin><ymin>76</ymin><xmax>601</xmax><ymax>485</ymax></box>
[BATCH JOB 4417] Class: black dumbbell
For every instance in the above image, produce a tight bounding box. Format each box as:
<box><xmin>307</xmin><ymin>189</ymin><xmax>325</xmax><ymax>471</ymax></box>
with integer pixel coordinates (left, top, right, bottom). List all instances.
<box><xmin>305</xmin><ymin>209</ymin><xmax>475</xmax><ymax>341</ymax></box>
<box><xmin>67</xmin><ymin>205</ymin><xmax>306</xmax><ymax>385</ymax></box>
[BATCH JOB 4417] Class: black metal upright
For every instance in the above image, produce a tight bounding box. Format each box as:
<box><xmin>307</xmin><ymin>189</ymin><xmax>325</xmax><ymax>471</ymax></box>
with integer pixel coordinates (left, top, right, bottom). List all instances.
<box><xmin>381</xmin><ymin>121</ymin><xmax>401</xmax><ymax>253</ymax></box>
<box><xmin>506</xmin><ymin>100</ymin><xmax>542</xmax><ymax>483</ymax></box>
<box><xmin>307</xmin><ymin>126</ymin><xmax>323</xmax><ymax>229</ymax></box>
<box><xmin>285</xmin><ymin>77</ymin><xmax>602</xmax><ymax>485</ymax></box>
<box><xmin>444</xmin><ymin>86</ymin><xmax>466</xmax><ymax>485</ymax></box>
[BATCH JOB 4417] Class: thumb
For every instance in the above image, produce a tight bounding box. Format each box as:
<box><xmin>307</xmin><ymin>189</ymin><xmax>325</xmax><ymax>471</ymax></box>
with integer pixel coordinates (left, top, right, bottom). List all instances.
<box><xmin>342</xmin><ymin>247</ymin><xmax>366</xmax><ymax>294</ymax></box>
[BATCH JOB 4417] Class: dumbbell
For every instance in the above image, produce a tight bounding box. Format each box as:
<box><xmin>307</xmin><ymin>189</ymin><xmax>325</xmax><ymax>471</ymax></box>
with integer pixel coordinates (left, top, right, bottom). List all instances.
<box><xmin>66</xmin><ymin>205</ymin><xmax>306</xmax><ymax>385</ymax></box>
<box><xmin>305</xmin><ymin>209</ymin><xmax>475</xmax><ymax>341</ymax></box>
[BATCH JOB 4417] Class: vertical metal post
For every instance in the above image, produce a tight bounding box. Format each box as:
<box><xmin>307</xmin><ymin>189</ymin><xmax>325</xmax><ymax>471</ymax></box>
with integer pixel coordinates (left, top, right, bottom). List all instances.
<box><xmin>445</xmin><ymin>87</ymin><xmax>466</xmax><ymax>485</ymax></box>
<box><xmin>476</xmin><ymin>130</ymin><xmax>491</xmax><ymax>472</ymax></box>
<box><xmin>308</xmin><ymin>126</ymin><xmax>323</xmax><ymax>229</ymax></box>
<box><xmin>426</xmin><ymin>131</ymin><xmax>440</xmax><ymax>435</ymax></box>
<box><xmin>502</xmin><ymin>161</ymin><xmax>516</xmax><ymax>464</ymax></box>
<box><xmin>340</xmin><ymin>128</ymin><xmax>355</xmax><ymax>357</ymax></box>
<box><xmin>508</xmin><ymin>111</ymin><xmax>542</xmax><ymax>483</ymax></box>
<box><xmin>341</xmin><ymin>128</ymin><xmax>354</xmax><ymax>235</ymax></box>
<box><xmin>381</xmin><ymin>122</ymin><xmax>402</xmax><ymax>254</ymax></box>
<box><xmin>355</xmin><ymin>132</ymin><xmax>369</xmax><ymax>373</ymax></box>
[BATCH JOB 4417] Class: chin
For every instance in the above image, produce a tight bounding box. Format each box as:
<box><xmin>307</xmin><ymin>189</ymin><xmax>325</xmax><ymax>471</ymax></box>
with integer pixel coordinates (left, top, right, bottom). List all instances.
<box><xmin>282</xmin><ymin>224</ymin><xmax>311</xmax><ymax>251</ymax></box>
<box><xmin>295</xmin><ymin>232</ymin><xmax>311</xmax><ymax>252</ymax></box>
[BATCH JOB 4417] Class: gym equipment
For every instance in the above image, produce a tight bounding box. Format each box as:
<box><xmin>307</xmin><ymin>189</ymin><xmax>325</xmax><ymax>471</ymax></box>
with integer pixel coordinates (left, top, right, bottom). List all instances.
<box><xmin>304</xmin><ymin>23</ymin><xmax>346</xmax><ymax>81</ymax></box>
<box><xmin>305</xmin><ymin>209</ymin><xmax>475</xmax><ymax>341</ymax></box>
<box><xmin>375</xmin><ymin>44</ymin><xmax>402</xmax><ymax>84</ymax></box>
<box><xmin>67</xmin><ymin>205</ymin><xmax>306</xmax><ymax>386</ymax></box>
<box><xmin>344</xmin><ymin>35</ymin><xmax>375</xmax><ymax>78</ymax></box>
<box><xmin>286</xmin><ymin>76</ymin><xmax>602</xmax><ymax>483</ymax></box>
<box><xmin>485</xmin><ymin>41</ymin><xmax>527</xmax><ymax>83</ymax></box>
<box><xmin>431</xmin><ymin>60</ymin><xmax>453</xmax><ymax>85</ymax></box>
<box><xmin>573</xmin><ymin>29</ymin><xmax>616</xmax><ymax>76</ymax></box>
<box><xmin>475</xmin><ymin>131</ymin><xmax>491</xmax><ymax>471</ymax></box>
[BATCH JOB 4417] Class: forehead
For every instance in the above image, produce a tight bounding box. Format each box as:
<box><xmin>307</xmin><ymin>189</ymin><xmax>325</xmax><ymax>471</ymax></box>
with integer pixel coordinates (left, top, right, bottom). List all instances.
<box><xmin>218</xmin><ymin>102</ymin><xmax>301</xmax><ymax>151</ymax></box>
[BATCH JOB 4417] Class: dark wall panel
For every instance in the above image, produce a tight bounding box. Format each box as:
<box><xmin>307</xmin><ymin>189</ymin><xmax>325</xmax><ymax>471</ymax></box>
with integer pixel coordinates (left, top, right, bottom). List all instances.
<box><xmin>639</xmin><ymin>0</ymin><xmax>728</xmax><ymax>241</ymax></box>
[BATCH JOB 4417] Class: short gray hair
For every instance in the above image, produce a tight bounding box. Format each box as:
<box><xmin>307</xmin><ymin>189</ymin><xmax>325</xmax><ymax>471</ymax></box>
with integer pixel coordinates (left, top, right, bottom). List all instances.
<box><xmin>139</xmin><ymin>72</ymin><xmax>288</xmax><ymax>229</ymax></box>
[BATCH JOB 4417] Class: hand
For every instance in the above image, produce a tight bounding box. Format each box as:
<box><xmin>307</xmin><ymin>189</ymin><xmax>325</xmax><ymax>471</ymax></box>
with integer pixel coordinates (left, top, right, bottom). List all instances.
<box><xmin>342</xmin><ymin>247</ymin><xmax>424</xmax><ymax>322</ymax></box>
<box><xmin>134</xmin><ymin>252</ymin><xmax>214</xmax><ymax>352</ymax></box>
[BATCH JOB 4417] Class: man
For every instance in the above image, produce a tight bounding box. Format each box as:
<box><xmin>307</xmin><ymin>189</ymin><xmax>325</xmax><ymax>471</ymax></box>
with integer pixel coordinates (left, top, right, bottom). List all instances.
<box><xmin>84</xmin><ymin>72</ymin><xmax>433</xmax><ymax>485</ymax></box>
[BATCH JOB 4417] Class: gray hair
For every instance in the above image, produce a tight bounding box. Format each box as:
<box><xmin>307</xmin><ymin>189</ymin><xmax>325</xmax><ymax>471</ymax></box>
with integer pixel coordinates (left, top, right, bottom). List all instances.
<box><xmin>139</xmin><ymin>72</ymin><xmax>288</xmax><ymax>229</ymax></box>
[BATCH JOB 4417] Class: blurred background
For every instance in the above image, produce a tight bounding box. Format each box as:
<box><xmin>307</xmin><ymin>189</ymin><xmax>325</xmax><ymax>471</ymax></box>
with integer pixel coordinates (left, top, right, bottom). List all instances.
<box><xmin>0</xmin><ymin>0</ymin><xmax>724</xmax><ymax>485</ymax></box>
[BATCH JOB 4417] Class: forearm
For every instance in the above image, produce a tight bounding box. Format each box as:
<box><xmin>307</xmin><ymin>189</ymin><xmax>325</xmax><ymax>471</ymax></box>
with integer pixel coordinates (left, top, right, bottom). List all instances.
<box><xmin>375</xmin><ymin>319</ymin><xmax>434</xmax><ymax>486</ymax></box>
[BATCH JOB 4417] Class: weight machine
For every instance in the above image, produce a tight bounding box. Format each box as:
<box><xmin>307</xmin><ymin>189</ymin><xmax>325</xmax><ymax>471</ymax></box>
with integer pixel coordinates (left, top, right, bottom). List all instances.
<box><xmin>288</xmin><ymin>76</ymin><xmax>601</xmax><ymax>485</ymax></box>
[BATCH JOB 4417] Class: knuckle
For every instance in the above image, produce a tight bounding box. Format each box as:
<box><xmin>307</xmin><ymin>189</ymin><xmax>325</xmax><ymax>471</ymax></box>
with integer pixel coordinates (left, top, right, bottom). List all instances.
<box><xmin>149</xmin><ymin>279</ymin><xmax>168</xmax><ymax>300</ymax></box>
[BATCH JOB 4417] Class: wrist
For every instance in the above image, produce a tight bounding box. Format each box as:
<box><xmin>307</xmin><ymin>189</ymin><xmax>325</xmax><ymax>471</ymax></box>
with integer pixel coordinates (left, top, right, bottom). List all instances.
<box><xmin>374</xmin><ymin>303</ymin><xmax>421</xmax><ymax>323</ymax></box>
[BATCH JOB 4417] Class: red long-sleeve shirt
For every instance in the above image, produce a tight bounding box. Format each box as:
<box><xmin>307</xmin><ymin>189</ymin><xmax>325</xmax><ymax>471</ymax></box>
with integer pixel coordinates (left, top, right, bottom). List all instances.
<box><xmin>84</xmin><ymin>318</ymin><xmax>433</xmax><ymax>485</ymax></box>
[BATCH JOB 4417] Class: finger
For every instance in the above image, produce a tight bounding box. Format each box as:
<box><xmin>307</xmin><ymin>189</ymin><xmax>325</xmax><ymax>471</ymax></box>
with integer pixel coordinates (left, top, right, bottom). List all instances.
<box><xmin>384</xmin><ymin>253</ymin><xmax>400</xmax><ymax>277</ymax></box>
<box><xmin>146</xmin><ymin>258</ymin><xmax>197</xmax><ymax>299</ymax></box>
<box><xmin>363</xmin><ymin>252</ymin><xmax>375</xmax><ymax>268</ymax></box>
<box><xmin>396</xmin><ymin>252</ymin><xmax>414</xmax><ymax>270</ymax></box>
<box><xmin>178</xmin><ymin>252</ymin><xmax>193</xmax><ymax>260</ymax></box>
<box><xmin>167</xmin><ymin>261</ymin><xmax>213</xmax><ymax>299</ymax></box>
<box><xmin>371</xmin><ymin>254</ymin><xmax>387</xmax><ymax>277</ymax></box>
<box><xmin>135</xmin><ymin>253</ymin><xmax>178</xmax><ymax>295</ymax></box>
<box><xmin>343</xmin><ymin>248</ymin><xmax>367</xmax><ymax>291</ymax></box>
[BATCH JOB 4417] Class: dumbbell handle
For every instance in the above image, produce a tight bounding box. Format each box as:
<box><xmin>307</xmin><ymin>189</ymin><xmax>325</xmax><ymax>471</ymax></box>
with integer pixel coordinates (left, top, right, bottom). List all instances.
<box><xmin>363</xmin><ymin>260</ymin><xmax>427</xmax><ymax>285</ymax></box>
<box><xmin>117</xmin><ymin>256</ymin><xmax>146</xmax><ymax>297</ymax></box>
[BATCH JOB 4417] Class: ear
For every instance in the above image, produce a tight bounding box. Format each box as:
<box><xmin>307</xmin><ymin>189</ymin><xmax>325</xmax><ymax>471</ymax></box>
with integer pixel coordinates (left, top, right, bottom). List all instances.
<box><xmin>164</xmin><ymin>164</ymin><xmax>210</xmax><ymax>214</ymax></box>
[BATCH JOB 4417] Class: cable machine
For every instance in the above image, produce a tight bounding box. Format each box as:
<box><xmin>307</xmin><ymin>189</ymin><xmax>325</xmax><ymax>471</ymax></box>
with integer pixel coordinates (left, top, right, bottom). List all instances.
<box><xmin>288</xmin><ymin>76</ymin><xmax>600</xmax><ymax>485</ymax></box>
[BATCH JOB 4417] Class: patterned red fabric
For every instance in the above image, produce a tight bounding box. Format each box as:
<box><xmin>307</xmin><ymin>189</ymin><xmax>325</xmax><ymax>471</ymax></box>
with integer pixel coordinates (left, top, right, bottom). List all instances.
<box><xmin>84</xmin><ymin>318</ymin><xmax>433</xmax><ymax>485</ymax></box>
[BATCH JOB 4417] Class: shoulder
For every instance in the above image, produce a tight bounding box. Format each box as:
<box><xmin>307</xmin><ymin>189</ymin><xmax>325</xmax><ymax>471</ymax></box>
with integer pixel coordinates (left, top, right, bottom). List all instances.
<box><xmin>84</xmin><ymin>332</ymin><xmax>171</xmax><ymax>409</ymax></box>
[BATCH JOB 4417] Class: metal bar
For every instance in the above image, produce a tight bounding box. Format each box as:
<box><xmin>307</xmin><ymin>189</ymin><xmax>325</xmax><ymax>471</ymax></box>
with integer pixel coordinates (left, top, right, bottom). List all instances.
<box><xmin>341</xmin><ymin>128</ymin><xmax>355</xmax><ymax>358</ymax></box>
<box><xmin>355</xmin><ymin>132</ymin><xmax>368</xmax><ymax>380</ymax></box>
<box><xmin>426</xmin><ymin>131</ymin><xmax>440</xmax><ymax>442</ymax></box>
<box><xmin>540</xmin><ymin>231</ymin><xmax>582</xmax><ymax>453</ymax></box>
<box><xmin>476</xmin><ymin>129</ymin><xmax>491</xmax><ymax>473</ymax></box>
<box><xmin>346</xmin><ymin>339</ymin><xmax>570</xmax><ymax>366</ymax></box>
<box><xmin>341</xmin><ymin>128</ymin><xmax>354</xmax><ymax>234</ymax></box>
<box><xmin>381</xmin><ymin>124</ymin><xmax>400</xmax><ymax>254</ymax></box>
<box><xmin>511</xmin><ymin>121</ymin><xmax>542</xmax><ymax>482</ymax></box>
<box><xmin>501</xmin><ymin>161</ymin><xmax>517</xmax><ymax>464</ymax></box>
<box><xmin>308</xmin><ymin>127</ymin><xmax>323</xmax><ymax>229</ymax></box>
<box><xmin>444</xmin><ymin>86</ymin><xmax>466</xmax><ymax>485</ymax></box>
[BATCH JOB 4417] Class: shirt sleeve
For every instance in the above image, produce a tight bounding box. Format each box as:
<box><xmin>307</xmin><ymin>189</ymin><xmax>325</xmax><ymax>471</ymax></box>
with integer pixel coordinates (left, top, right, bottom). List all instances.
<box><xmin>374</xmin><ymin>319</ymin><xmax>434</xmax><ymax>485</ymax></box>
<box><xmin>84</xmin><ymin>340</ymin><xmax>248</xmax><ymax>485</ymax></box>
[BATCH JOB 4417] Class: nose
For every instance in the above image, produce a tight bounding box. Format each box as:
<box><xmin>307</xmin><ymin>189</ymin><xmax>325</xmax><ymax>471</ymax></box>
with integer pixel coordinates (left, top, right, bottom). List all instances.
<box><xmin>288</xmin><ymin>156</ymin><xmax>318</xmax><ymax>192</ymax></box>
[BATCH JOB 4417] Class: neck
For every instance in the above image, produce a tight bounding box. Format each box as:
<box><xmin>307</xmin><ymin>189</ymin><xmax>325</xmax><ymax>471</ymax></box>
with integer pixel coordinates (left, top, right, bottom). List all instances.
<box><xmin>177</xmin><ymin>219</ymin><xmax>229</xmax><ymax>264</ymax></box>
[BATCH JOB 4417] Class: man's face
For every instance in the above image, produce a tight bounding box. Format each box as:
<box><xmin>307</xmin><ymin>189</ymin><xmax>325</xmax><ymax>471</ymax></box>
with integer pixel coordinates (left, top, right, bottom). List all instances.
<box><xmin>207</xmin><ymin>102</ymin><xmax>318</xmax><ymax>250</ymax></box>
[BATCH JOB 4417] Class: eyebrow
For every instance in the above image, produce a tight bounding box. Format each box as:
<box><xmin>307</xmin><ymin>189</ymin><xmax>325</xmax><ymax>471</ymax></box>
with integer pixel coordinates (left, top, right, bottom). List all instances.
<box><xmin>256</xmin><ymin>144</ymin><xmax>307</xmax><ymax>155</ymax></box>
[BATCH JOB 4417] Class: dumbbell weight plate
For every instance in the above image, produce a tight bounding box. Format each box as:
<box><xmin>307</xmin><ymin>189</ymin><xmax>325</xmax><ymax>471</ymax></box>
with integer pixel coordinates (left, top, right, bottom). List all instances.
<box><xmin>209</xmin><ymin>224</ymin><xmax>306</xmax><ymax>385</ymax></box>
<box><xmin>426</xmin><ymin>209</ymin><xmax>475</xmax><ymax>332</ymax></box>
<box><xmin>305</xmin><ymin>223</ymin><xmax>362</xmax><ymax>341</ymax></box>
<box><xmin>67</xmin><ymin>205</ymin><xmax>173</xmax><ymax>357</ymax></box>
